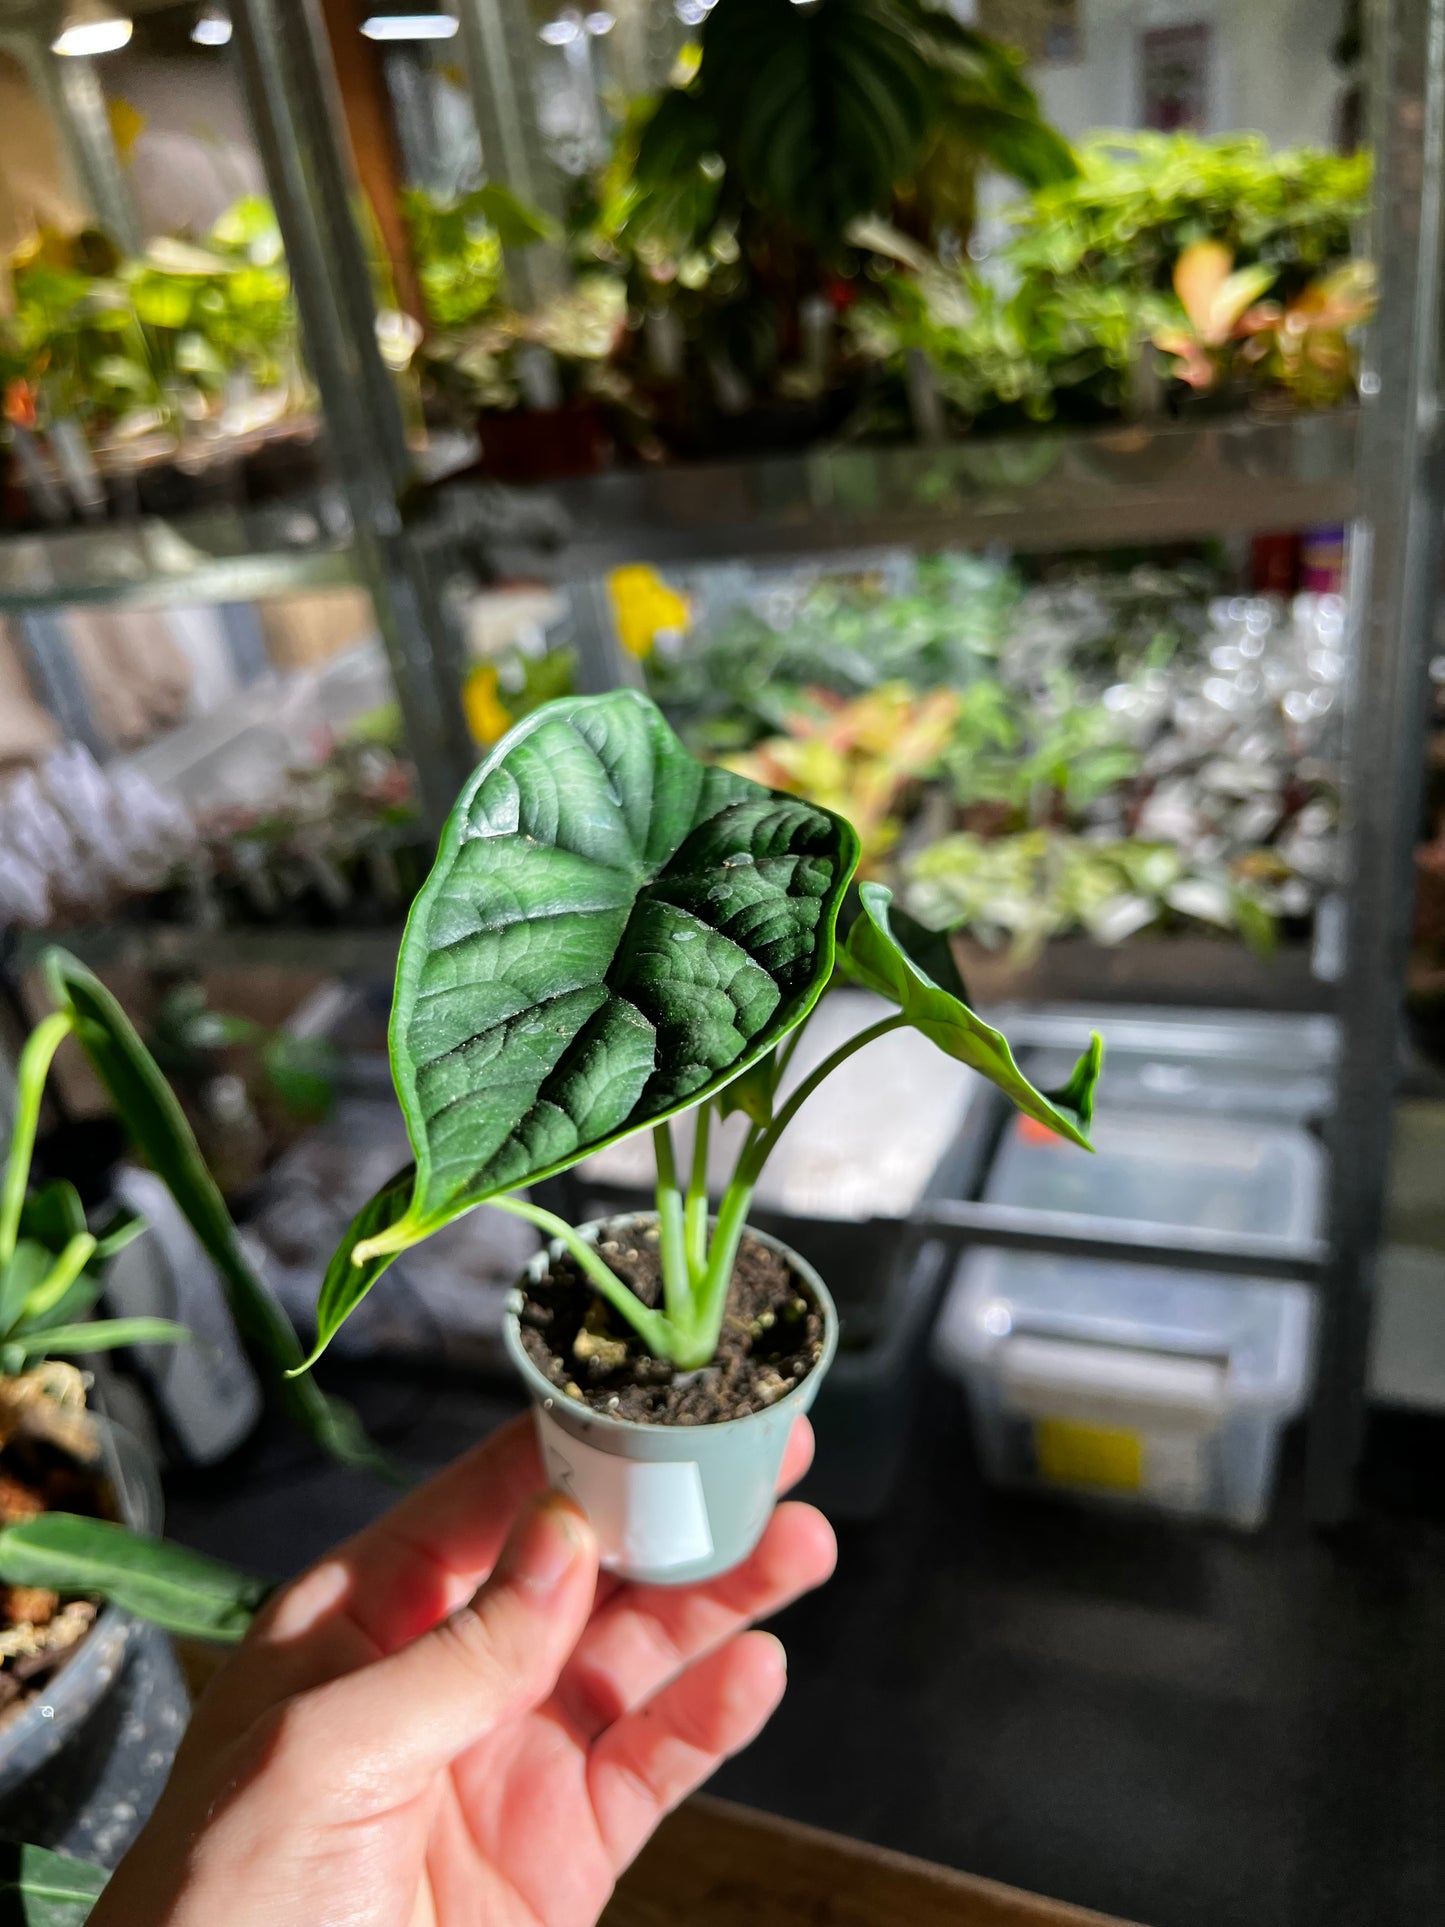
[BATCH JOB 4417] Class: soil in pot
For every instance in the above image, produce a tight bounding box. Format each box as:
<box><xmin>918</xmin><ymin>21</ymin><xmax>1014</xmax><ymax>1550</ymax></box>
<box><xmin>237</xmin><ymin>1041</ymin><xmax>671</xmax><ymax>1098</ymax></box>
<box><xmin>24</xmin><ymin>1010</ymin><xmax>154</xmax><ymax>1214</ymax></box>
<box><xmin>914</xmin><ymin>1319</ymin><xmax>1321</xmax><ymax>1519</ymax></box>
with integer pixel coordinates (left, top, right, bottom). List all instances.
<box><xmin>0</xmin><ymin>1380</ymin><xmax>116</xmax><ymax>1729</ymax></box>
<box><xmin>519</xmin><ymin>1222</ymin><xmax>825</xmax><ymax>1425</ymax></box>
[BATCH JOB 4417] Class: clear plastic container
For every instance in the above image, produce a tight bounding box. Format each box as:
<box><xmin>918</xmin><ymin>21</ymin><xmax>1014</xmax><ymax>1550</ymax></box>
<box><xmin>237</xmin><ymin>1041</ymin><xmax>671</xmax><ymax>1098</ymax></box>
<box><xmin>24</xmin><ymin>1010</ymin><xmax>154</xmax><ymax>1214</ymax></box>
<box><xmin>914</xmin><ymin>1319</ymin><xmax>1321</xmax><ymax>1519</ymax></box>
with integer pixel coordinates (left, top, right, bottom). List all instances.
<box><xmin>933</xmin><ymin>1110</ymin><xmax>1322</xmax><ymax>1528</ymax></box>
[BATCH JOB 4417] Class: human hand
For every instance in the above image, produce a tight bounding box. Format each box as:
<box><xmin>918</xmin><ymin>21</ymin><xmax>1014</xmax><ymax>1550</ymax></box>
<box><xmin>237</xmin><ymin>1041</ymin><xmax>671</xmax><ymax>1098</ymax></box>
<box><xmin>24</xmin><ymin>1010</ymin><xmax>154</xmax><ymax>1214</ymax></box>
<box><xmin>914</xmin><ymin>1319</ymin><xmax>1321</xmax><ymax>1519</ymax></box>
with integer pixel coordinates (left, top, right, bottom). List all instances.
<box><xmin>92</xmin><ymin>1413</ymin><xmax>834</xmax><ymax>1927</ymax></box>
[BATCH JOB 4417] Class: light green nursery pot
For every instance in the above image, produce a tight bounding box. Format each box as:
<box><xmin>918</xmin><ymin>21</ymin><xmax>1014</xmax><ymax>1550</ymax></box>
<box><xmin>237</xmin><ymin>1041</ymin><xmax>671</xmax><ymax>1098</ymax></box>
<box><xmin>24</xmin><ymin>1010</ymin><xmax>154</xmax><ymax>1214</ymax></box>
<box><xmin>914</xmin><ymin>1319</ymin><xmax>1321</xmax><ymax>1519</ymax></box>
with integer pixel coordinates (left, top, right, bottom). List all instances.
<box><xmin>503</xmin><ymin>1216</ymin><xmax>839</xmax><ymax>1587</ymax></box>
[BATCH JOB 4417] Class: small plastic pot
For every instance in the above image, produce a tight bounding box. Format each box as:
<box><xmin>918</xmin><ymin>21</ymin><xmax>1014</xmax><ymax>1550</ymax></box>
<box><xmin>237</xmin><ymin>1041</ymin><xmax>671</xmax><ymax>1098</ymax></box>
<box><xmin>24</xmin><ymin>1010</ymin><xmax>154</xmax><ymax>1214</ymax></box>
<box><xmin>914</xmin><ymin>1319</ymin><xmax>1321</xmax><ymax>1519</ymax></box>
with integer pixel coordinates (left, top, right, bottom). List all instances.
<box><xmin>503</xmin><ymin>1215</ymin><xmax>838</xmax><ymax>1586</ymax></box>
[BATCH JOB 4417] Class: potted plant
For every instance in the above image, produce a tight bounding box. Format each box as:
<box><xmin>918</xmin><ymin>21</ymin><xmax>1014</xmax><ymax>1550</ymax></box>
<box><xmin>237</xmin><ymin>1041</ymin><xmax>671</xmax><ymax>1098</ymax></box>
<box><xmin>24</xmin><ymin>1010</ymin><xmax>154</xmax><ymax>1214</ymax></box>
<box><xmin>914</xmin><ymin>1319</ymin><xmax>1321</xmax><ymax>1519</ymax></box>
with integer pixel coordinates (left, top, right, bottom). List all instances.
<box><xmin>293</xmin><ymin>689</ymin><xmax>1099</xmax><ymax>1583</ymax></box>
<box><xmin>0</xmin><ymin>950</ymin><xmax>385</xmax><ymax>1868</ymax></box>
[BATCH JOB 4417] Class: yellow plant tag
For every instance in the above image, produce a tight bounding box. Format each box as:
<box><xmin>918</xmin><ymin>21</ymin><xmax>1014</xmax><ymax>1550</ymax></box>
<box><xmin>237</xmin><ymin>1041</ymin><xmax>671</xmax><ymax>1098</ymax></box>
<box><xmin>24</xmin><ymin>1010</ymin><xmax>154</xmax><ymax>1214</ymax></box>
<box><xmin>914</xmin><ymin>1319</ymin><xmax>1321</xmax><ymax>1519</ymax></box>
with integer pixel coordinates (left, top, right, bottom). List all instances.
<box><xmin>606</xmin><ymin>565</ymin><xmax>690</xmax><ymax>661</ymax></box>
<box><xmin>463</xmin><ymin>662</ymin><xmax>513</xmax><ymax>747</ymax></box>
<box><xmin>1035</xmin><ymin>1418</ymin><xmax>1143</xmax><ymax>1491</ymax></box>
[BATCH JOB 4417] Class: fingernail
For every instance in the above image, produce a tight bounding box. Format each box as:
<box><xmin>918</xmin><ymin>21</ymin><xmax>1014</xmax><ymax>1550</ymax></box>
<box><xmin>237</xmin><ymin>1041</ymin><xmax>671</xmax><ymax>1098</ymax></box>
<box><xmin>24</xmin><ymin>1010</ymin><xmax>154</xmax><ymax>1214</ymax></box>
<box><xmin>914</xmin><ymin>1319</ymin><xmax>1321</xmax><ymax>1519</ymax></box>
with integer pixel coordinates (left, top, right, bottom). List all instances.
<box><xmin>502</xmin><ymin>1495</ymin><xmax>587</xmax><ymax>1595</ymax></box>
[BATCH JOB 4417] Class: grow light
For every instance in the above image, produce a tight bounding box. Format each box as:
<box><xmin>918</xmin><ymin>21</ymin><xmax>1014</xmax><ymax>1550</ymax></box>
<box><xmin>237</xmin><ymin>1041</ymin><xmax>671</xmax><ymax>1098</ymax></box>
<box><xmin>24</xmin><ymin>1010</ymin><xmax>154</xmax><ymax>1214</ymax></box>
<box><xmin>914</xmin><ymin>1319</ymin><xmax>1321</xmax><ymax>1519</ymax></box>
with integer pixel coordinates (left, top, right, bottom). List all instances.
<box><xmin>360</xmin><ymin>9</ymin><xmax>459</xmax><ymax>38</ymax></box>
<box><xmin>191</xmin><ymin>3</ymin><xmax>232</xmax><ymax>45</ymax></box>
<box><xmin>51</xmin><ymin>0</ymin><xmax>133</xmax><ymax>55</ymax></box>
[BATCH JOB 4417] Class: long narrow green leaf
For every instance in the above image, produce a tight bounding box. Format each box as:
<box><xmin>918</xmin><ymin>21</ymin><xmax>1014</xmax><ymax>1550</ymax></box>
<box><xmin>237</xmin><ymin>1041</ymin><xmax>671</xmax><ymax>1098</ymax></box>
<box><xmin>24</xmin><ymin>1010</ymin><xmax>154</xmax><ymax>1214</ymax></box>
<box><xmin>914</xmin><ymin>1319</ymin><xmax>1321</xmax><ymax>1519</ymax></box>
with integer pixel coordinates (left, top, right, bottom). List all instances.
<box><xmin>0</xmin><ymin>1514</ymin><xmax>271</xmax><ymax>1642</ymax></box>
<box><xmin>17</xmin><ymin>1181</ymin><xmax>87</xmax><ymax>1256</ymax></box>
<box><xmin>39</xmin><ymin>951</ymin><xmax>379</xmax><ymax>1471</ymax></box>
<box><xmin>0</xmin><ymin>1013</ymin><xmax>71</xmax><ymax>1265</ymax></box>
<box><xmin>0</xmin><ymin>1841</ymin><xmax>108</xmax><ymax>1927</ymax></box>
<box><xmin>0</xmin><ymin>1244</ymin><xmax>52</xmax><ymax>1343</ymax></box>
<box><xmin>297</xmin><ymin>1164</ymin><xmax>415</xmax><ymax>1373</ymax></box>
<box><xmin>9</xmin><ymin>1318</ymin><xmax>190</xmax><ymax>1360</ymax></box>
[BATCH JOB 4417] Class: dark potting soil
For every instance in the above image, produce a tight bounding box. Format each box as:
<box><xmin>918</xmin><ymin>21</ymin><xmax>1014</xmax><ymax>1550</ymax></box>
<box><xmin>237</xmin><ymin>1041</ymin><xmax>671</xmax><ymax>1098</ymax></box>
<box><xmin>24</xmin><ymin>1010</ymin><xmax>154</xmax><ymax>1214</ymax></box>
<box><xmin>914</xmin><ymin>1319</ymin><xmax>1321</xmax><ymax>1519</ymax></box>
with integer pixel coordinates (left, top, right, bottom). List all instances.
<box><xmin>0</xmin><ymin>1435</ymin><xmax>114</xmax><ymax>1724</ymax></box>
<box><xmin>519</xmin><ymin>1221</ymin><xmax>825</xmax><ymax>1425</ymax></box>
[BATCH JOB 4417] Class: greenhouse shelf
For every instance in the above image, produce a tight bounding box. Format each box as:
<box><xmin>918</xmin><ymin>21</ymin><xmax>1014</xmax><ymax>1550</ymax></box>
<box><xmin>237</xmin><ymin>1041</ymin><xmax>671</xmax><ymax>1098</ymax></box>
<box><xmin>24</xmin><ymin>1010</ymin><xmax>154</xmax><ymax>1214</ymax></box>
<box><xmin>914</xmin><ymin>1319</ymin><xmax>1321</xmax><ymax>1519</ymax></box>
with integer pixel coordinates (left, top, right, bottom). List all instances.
<box><xmin>0</xmin><ymin>499</ymin><xmax>356</xmax><ymax>614</ymax></box>
<box><xmin>494</xmin><ymin>410</ymin><xmax>1360</xmax><ymax>578</ymax></box>
<box><xmin>0</xmin><ymin>412</ymin><xmax>1358</xmax><ymax>613</ymax></box>
<box><xmin>0</xmin><ymin>434</ymin><xmax>479</xmax><ymax>616</ymax></box>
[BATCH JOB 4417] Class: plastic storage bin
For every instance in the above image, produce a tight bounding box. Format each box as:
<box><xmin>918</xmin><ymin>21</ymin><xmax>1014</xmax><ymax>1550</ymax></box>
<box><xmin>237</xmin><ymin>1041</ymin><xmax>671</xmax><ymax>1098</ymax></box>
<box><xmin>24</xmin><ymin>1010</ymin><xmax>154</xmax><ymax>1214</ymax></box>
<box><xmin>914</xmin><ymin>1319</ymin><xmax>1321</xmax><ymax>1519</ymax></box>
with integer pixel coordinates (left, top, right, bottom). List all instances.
<box><xmin>934</xmin><ymin>1109</ymin><xmax>1322</xmax><ymax>1528</ymax></box>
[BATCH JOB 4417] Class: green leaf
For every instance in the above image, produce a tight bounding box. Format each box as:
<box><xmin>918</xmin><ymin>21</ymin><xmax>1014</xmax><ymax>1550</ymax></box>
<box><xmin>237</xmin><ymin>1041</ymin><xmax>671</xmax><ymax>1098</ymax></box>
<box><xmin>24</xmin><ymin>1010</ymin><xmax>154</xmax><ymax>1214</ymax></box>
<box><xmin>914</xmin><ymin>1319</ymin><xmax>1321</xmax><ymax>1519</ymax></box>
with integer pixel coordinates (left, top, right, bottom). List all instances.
<box><xmin>0</xmin><ymin>1841</ymin><xmax>108</xmax><ymax>1927</ymax></box>
<box><xmin>698</xmin><ymin>0</ymin><xmax>937</xmax><ymax>240</ymax></box>
<box><xmin>0</xmin><ymin>1244</ymin><xmax>53</xmax><ymax>1342</ymax></box>
<box><xmin>842</xmin><ymin>883</ymin><xmax>1101</xmax><ymax>1148</ymax></box>
<box><xmin>39</xmin><ymin>951</ymin><xmax>377</xmax><ymax>1471</ymax></box>
<box><xmin>715</xmin><ymin>1049</ymin><xmax>780</xmax><ymax>1127</ymax></box>
<box><xmin>0</xmin><ymin>1514</ymin><xmax>270</xmax><ymax>1642</ymax></box>
<box><xmin>92</xmin><ymin>1206</ymin><xmax>146</xmax><ymax>1261</ymax></box>
<box><xmin>370</xmin><ymin>690</ymin><xmax>859</xmax><ymax>1258</ymax></box>
<box><xmin>299</xmin><ymin>1164</ymin><xmax>415</xmax><ymax>1372</ymax></box>
<box><xmin>14</xmin><ymin>1277</ymin><xmax>103</xmax><ymax>1338</ymax></box>
<box><xmin>17</xmin><ymin>1181</ymin><xmax>87</xmax><ymax>1256</ymax></box>
<box><xmin>261</xmin><ymin>1034</ymin><xmax>335</xmax><ymax>1119</ymax></box>
<box><xmin>470</xmin><ymin>182</ymin><xmax>558</xmax><ymax>249</ymax></box>
<box><xmin>8</xmin><ymin>1318</ymin><xmax>190</xmax><ymax>1361</ymax></box>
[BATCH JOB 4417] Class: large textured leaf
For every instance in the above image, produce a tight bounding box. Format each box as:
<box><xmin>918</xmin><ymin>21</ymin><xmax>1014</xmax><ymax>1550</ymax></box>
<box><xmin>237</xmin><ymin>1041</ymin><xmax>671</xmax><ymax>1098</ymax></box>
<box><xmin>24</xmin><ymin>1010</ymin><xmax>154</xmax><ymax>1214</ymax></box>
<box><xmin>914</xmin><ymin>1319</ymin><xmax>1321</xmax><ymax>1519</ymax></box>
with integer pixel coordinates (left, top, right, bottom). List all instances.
<box><xmin>0</xmin><ymin>1513</ymin><xmax>270</xmax><ymax>1642</ymax></box>
<box><xmin>698</xmin><ymin>0</ymin><xmax>937</xmax><ymax>240</ymax></box>
<box><xmin>843</xmin><ymin>882</ymin><xmax>1101</xmax><ymax>1148</ymax></box>
<box><xmin>39</xmin><ymin>952</ymin><xmax>380</xmax><ymax>1473</ymax></box>
<box><xmin>0</xmin><ymin>1841</ymin><xmax>108</xmax><ymax>1927</ymax></box>
<box><xmin>380</xmin><ymin>691</ymin><xmax>859</xmax><ymax>1249</ymax></box>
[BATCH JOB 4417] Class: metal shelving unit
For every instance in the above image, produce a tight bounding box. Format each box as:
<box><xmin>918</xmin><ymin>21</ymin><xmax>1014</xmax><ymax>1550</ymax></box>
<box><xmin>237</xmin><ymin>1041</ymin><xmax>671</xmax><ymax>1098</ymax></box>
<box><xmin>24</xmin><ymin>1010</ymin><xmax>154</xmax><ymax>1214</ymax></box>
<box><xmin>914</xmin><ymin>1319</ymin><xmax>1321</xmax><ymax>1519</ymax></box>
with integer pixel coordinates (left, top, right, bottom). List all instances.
<box><xmin>498</xmin><ymin>410</ymin><xmax>1360</xmax><ymax>579</ymax></box>
<box><xmin>0</xmin><ymin>0</ymin><xmax>1438</xmax><ymax>1520</ymax></box>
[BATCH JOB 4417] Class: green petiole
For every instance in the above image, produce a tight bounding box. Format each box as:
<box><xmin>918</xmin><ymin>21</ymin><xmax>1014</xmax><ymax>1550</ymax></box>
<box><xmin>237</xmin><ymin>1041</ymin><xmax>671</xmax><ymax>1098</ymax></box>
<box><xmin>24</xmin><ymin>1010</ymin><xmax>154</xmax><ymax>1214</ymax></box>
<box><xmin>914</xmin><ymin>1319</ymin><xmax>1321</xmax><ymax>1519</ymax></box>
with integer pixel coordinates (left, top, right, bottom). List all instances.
<box><xmin>0</xmin><ymin>1013</ymin><xmax>72</xmax><ymax>1268</ymax></box>
<box><xmin>491</xmin><ymin>1195</ymin><xmax>679</xmax><ymax>1361</ymax></box>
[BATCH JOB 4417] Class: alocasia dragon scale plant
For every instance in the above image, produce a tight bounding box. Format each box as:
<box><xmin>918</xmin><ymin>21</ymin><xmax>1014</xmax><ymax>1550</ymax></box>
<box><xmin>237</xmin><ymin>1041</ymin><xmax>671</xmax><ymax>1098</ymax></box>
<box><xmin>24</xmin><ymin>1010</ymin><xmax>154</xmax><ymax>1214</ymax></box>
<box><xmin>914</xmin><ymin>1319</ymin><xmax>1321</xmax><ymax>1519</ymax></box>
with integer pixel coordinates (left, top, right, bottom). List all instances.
<box><xmin>305</xmin><ymin>689</ymin><xmax>1100</xmax><ymax>1374</ymax></box>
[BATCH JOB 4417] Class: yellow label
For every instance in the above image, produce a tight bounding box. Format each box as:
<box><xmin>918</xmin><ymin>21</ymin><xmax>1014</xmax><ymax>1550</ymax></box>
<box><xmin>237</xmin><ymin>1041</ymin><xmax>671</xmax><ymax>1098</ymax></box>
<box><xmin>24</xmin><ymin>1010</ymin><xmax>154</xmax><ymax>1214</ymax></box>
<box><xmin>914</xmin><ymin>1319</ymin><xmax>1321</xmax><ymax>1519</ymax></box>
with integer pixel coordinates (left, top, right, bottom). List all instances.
<box><xmin>1035</xmin><ymin>1418</ymin><xmax>1143</xmax><ymax>1491</ymax></box>
<box><xmin>606</xmin><ymin>565</ymin><xmax>690</xmax><ymax>660</ymax></box>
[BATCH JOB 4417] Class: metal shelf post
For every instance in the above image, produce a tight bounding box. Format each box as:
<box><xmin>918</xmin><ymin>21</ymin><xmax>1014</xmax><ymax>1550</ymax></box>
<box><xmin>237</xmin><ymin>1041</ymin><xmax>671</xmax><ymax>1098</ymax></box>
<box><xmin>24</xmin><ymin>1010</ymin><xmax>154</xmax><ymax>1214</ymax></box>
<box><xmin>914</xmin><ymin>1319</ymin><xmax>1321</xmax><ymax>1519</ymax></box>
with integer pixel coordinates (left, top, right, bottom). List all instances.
<box><xmin>1308</xmin><ymin>0</ymin><xmax>1445</xmax><ymax>1519</ymax></box>
<box><xmin>230</xmin><ymin>0</ymin><xmax>475</xmax><ymax>835</ymax></box>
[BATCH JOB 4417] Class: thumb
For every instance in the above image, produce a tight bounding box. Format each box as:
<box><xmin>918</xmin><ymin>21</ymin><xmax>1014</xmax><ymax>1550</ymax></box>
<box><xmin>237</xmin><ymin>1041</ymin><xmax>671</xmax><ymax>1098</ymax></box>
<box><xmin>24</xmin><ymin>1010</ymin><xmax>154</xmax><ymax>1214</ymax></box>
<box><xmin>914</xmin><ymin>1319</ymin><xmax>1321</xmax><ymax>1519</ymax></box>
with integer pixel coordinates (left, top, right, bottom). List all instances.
<box><xmin>316</xmin><ymin>1492</ymin><xmax>599</xmax><ymax>1783</ymax></box>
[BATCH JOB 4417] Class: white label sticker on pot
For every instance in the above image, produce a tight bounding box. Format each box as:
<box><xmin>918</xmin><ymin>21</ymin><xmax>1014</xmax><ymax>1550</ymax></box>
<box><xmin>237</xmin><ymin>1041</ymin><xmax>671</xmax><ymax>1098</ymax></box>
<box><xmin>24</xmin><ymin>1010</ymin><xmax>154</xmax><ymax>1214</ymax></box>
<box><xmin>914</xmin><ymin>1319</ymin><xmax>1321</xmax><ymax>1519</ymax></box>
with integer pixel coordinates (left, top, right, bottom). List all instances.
<box><xmin>534</xmin><ymin>1408</ymin><xmax>713</xmax><ymax>1573</ymax></box>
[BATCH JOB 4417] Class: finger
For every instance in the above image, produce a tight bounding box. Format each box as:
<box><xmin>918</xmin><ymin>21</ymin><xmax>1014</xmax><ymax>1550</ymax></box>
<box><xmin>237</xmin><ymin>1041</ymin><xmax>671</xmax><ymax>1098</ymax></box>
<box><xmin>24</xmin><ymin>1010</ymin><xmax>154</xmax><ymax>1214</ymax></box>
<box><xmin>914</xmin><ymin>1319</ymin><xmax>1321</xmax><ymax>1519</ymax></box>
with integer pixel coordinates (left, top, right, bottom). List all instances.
<box><xmin>295</xmin><ymin>1492</ymin><xmax>600</xmax><ymax>1798</ymax></box>
<box><xmin>192</xmin><ymin>1416</ymin><xmax>548</xmax><ymax>1751</ymax></box>
<box><xmin>557</xmin><ymin>1500</ymin><xmax>834</xmax><ymax>1741</ymax></box>
<box><xmin>777</xmin><ymin>1413</ymin><xmax>816</xmax><ymax>1493</ymax></box>
<box><xmin>588</xmin><ymin>1630</ymin><xmax>787</xmax><ymax>1872</ymax></box>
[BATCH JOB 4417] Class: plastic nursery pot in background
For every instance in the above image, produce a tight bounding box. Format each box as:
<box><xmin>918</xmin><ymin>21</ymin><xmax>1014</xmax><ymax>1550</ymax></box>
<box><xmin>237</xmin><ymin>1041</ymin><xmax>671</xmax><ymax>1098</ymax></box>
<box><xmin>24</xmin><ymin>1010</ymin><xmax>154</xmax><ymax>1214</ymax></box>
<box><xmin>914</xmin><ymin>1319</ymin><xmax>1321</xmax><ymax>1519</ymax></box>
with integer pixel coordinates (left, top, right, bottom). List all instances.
<box><xmin>503</xmin><ymin>1216</ymin><xmax>838</xmax><ymax>1587</ymax></box>
<box><xmin>0</xmin><ymin>1422</ymin><xmax>188</xmax><ymax>1866</ymax></box>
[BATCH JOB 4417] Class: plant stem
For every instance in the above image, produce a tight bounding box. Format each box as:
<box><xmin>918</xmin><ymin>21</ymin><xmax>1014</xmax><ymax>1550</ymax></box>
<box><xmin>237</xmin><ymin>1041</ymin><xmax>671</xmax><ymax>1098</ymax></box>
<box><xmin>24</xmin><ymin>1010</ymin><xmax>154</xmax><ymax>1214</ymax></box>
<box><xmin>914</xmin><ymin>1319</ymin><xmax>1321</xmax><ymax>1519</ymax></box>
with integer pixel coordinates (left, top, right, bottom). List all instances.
<box><xmin>24</xmin><ymin>1233</ymin><xmax>97</xmax><ymax>1323</ymax></box>
<box><xmin>0</xmin><ymin>1012</ymin><xmax>71</xmax><ymax>1267</ymax></box>
<box><xmin>773</xmin><ymin>1008</ymin><xmax>812</xmax><ymax>1084</ymax></box>
<box><xmin>685</xmin><ymin>1171</ymin><xmax>757</xmax><ymax>1369</ymax></box>
<box><xmin>651</xmin><ymin>1123</ymin><xmax>692</xmax><ymax>1330</ymax></box>
<box><xmin>685</xmin><ymin>1102</ymin><xmax>711</xmax><ymax>1283</ymax></box>
<box><xmin>744</xmin><ymin>1013</ymin><xmax>908</xmax><ymax>1182</ymax></box>
<box><xmin>491</xmin><ymin>1195</ymin><xmax>681</xmax><ymax>1361</ymax></box>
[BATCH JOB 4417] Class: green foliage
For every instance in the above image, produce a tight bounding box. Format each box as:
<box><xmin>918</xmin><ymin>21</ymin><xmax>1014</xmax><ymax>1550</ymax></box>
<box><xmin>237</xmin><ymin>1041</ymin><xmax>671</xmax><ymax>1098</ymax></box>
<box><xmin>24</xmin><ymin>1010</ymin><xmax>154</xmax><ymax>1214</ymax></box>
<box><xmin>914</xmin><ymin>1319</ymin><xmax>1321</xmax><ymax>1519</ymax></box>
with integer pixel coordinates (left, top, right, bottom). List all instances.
<box><xmin>0</xmin><ymin>1840</ymin><xmax>109</xmax><ymax>1927</ymax></box>
<box><xmin>855</xmin><ymin>131</ymin><xmax>1370</xmax><ymax>425</ymax></box>
<box><xmin>844</xmin><ymin>882</ymin><xmax>1100</xmax><ymax>1146</ymax></box>
<box><xmin>403</xmin><ymin>182</ymin><xmax>556</xmax><ymax>329</ymax></box>
<box><xmin>945</xmin><ymin>673</ymin><xmax>1142</xmax><ymax>823</ymax></box>
<box><xmin>149</xmin><ymin>980</ymin><xmax>336</xmax><ymax>1122</ymax></box>
<box><xmin>1007</xmin><ymin>131</ymin><xmax>1370</xmax><ymax>288</ymax></box>
<box><xmin>635</xmin><ymin>0</ymin><xmax>1073</xmax><ymax>248</ymax></box>
<box><xmin>852</xmin><ymin>266</ymin><xmax>1171</xmax><ymax>427</ymax></box>
<box><xmin>0</xmin><ymin>199</ymin><xmax>304</xmax><ymax>442</ymax></box>
<box><xmin>0</xmin><ymin>1513</ymin><xmax>269</xmax><ymax>1642</ymax></box>
<box><xmin>903</xmin><ymin>828</ymin><xmax>1277</xmax><ymax>959</ymax></box>
<box><xmin>377</xmin><ymin>690</ymin><xmax>858</xmax><ymax>1247</ymax></box>
<box><xmin>0</xmin><ymin>1014</ymin><xmax>182</xmax><ymax>1376</ymax></box>
<box><xmin>40</xmin><ymin>952</ymin><xmax>379</xmax><ymax>1471</ymax></box>
<box><xmin>647</xmin><ymin>554</ymin><xmax>1020</xmax><ymax>752</ymax></box>
<box><xmin>306</xmin><ymin>691</ymin><xmax>1098</xmax><ymax>1373</ymax></box>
